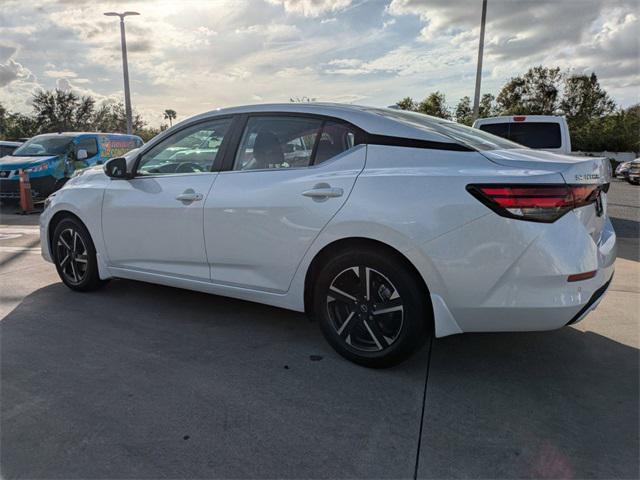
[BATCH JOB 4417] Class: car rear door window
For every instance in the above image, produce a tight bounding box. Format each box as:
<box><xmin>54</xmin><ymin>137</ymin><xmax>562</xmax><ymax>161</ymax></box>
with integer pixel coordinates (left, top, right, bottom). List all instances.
<box><xmin>314</xmin><ymin>121</ymin><xmax>357</xmax><ymax>164</ymax></box>
<box><xmin>234</xmin><ymin>116</ymin><xmax>322</xmax><ymax>171</ymax></box>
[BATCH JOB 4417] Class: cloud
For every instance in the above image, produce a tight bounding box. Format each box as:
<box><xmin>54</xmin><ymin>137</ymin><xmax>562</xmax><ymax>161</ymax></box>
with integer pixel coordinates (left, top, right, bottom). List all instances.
<box><xmin>45</xmin><ymin>69</ymin><xmax>78</xmax><ymax>78</ymax></box>
<box><xmin>266</xmin><ymin>0</ymin><xmax>352</xmax><ymax>17</ymax></box>
<box><xmin>0</xmin><ymin>45</ymin><xmax>17</xmax><ymax>63</ymax></box>
<box><xmin>0</xmin><ymin>0</ymin><xmax>637</xmax><ymax>126</ymax></box>
<box><xmin>0</xmin><ymin>59</ymin><xmax>37</xmax><ymax>87</ymax></box>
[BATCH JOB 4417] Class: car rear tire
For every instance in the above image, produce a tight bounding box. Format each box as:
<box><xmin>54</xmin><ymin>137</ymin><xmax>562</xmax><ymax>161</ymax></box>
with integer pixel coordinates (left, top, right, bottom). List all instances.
<box><xmin>52</xmin><ymin>217</ymin><xmax>108</xmax><ymax>292</ymax></box>
<box><xmin>313</xmin><ymin>247</ymin><xmax>431</xmax><ymax>368</ymax></box>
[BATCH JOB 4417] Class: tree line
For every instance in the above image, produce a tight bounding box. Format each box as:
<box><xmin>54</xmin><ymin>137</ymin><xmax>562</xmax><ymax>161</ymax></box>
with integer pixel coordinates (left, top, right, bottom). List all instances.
<box><xmin>0</xmin><ymin>90</ymin><xmax>172</xmax><ymax>142</ymax></box>
<box><xmin>1</xmin><ymin>66</ymin><xmax>638</xmax><ymax>152</ymax></box>
<box><xmin>396</xmin><ymin>66</ymin><xmax>639</xmax><ymax>153</ymax></box>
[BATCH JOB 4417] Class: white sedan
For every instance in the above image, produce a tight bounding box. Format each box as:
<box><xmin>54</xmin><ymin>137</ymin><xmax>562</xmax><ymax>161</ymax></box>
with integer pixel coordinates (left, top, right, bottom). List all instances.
<box><xmin>40</xmin><ymin>103</ymin><xmax>616</xmax><ymax>367</ymax></box>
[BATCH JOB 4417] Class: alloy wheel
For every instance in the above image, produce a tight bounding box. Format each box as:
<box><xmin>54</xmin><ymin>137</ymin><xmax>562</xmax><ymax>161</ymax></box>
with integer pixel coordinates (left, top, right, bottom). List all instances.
<box><xmin>326</xmin><ymin>266</ymin><xmax>404</xmax><ymax>352</ymax></box>
<box><xmin>56</xmin><ymin>228</ymin><xmax>89</xmax><ymax>285</ymax></box>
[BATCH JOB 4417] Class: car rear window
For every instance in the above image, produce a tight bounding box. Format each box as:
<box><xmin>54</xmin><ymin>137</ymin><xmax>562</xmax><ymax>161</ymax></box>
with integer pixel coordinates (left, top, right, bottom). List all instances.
<box><xmin>370</xmin><ymin>108</ymin><xmax>521</xmax><ymax>151</ymax></box>
<box><xmin>479</xmin><ymin>122</ymin><xmax>562</xmax><ymax>149</ymax></box>
<box><xmin>508</xmin><ymin>123</ymin><xmax>561</xmax><ymax>149</ymax></box>
<box><xmin>478</xmin><ymin>123</ymin><xmax>509</xmax><ymax>138</ymax></box>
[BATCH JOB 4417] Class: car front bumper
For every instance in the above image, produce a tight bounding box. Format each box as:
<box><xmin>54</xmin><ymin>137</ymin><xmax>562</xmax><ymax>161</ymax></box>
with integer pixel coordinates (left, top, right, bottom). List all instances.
<box><xmin>0</xmin><ymin>175</ymin><xmax>57</xmax><ymax>199</ymax></box>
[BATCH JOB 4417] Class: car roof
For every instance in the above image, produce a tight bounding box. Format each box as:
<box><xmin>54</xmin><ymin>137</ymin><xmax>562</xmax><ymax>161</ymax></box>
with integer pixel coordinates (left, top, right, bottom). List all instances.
<box><xmin>33</xmin><ymin>132</ymin><xmax>141</xmax><ymax>138</ymax></box>
<box><xmin>183</xmin><ymin>103</ymin><xmax>456</xmax><ymax>144</ymax></box>
<box><xmin>474</xmin><ymin>115</ymin><xmax>566</xmax><ymax>124</ymax></box>
<box><xmin>0</xmin><ymin>140</ymin><xmax>22</xmax><ymax>146</ymax></box>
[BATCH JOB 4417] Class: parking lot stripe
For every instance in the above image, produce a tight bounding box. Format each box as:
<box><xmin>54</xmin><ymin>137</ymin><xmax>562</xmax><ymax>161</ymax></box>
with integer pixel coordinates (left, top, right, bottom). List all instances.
<box><xmin>413</xmin><ymin>336</ymin><xmax>434</xmax><ymax>480</ymax></box>
<box><xmin>0</xmin><ymin>227</ymin><xmax>40</xmax><ymax>235</ymax></box>
<box><xmin>0</xmin><ymin>247</ymin><xmax>40</xmax><ymax>254</ymax></box>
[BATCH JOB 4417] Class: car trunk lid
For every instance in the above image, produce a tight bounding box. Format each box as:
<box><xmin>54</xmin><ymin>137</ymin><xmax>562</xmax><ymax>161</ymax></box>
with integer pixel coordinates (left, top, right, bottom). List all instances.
<box><xmin>481</xmin><ymin>148</ymin><xmax>610</xmax><ymax>243</ymax></box>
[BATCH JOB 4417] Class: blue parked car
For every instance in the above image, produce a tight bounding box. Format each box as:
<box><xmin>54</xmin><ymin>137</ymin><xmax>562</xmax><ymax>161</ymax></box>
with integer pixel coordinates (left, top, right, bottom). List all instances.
<box><xmin>0</xmin><ymin>132</ymin><xmax>143</xmax><ymax>200</ymax></box>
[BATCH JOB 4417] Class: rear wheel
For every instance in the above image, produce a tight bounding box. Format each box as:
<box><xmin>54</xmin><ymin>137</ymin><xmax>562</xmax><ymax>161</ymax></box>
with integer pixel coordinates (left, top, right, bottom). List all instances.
<box><xmin>313</xmin><ymin>247</ymin><xmax>431</xmax><ymax>368</ymax></box>
<box><xmin>52</xmin><ymin>217</ymin><xmax>107</xmax><ymax>291</ymax></box>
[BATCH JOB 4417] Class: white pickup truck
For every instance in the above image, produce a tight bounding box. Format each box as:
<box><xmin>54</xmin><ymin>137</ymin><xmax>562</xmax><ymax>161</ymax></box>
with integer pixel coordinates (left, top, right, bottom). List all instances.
<box><xmin>473</xmin><ymin>115</ymin><xmax>571</xmax><ymax>154</ymax></box>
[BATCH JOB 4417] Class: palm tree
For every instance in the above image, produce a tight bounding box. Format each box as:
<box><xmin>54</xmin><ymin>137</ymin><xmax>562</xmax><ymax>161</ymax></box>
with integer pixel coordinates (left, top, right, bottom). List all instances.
<box><xmin>163</xmin><ymin>109</ymin><xmax>177</xmax><ymax>127</ymax></box>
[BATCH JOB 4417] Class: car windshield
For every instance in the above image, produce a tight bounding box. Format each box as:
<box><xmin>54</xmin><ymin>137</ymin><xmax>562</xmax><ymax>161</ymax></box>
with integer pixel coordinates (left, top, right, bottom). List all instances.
<box><xmin>13</xmin><ymin>135</ymin><xmax>73</xmax><ymax>156</ymax></box>
<box><xmin>371</xmin><ymin>108</ymin><xmax>523</xmax><ymax>151</ymax></box>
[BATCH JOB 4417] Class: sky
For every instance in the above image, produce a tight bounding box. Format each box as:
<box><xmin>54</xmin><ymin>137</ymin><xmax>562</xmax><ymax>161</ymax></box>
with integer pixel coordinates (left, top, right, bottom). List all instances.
<box><xmin>1</xmin><ymin>0</ymin><xmax>638</xmax><ymax>127</ymax></box>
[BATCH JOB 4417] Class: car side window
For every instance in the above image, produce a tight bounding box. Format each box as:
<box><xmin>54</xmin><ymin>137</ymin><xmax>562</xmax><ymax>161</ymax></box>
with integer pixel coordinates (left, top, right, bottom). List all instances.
<box><xmin>77</xmin><ymin>137</ymin><xmax>98</xmax><ymax>157</ymax></box>
<box><xmin>233</xmin><ymin>116</ymin><xmax>322</xmax><ymax>171</ymax></box>
<box><xmin>314</xmin><ymin>121</ymin><xmax>357</xmax><ymax>164</ymax></box>
<box><xmin>137</xmin><ymin>118</ymin><xmax>232</xmax><ymax>175</ymax></box>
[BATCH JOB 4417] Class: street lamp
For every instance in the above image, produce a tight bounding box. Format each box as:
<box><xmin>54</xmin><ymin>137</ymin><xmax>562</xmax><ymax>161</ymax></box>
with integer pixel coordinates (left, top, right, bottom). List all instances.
<box><xmin>104</xmin><ymin>11</ymin><xmax>140</xmax><ymax>135</ymax></box>
<box><xmin>471</xmin><ymin>0</ymin><xmax>488</xmax><ymax>122</ymax></box>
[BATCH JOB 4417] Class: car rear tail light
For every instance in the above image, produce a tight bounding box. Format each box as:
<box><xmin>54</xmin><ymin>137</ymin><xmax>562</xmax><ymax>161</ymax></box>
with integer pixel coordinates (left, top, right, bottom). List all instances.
<box><xmin>466</xmin><ymin>184</ymin><xmax>603</xmax><ymax>223</ymax></box>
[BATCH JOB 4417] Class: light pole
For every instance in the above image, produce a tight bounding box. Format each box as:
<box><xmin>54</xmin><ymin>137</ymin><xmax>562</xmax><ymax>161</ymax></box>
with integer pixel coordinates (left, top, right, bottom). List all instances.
<box><xmin>472</xmin><ymin>0</ymin><xmax>488</xmax><ymax>122</ymax></box>
<box><xmin>104</xmin><ymin>11</ymin><xmax>140</xmax><ymax>135</ymax></box>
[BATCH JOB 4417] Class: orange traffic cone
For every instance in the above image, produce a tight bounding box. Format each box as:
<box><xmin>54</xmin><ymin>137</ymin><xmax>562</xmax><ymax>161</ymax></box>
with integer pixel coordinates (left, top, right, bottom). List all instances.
<box><xmin>18</xmin><ymin>169</ymin><xmax>35</xmax><ymax>215</ymax></box>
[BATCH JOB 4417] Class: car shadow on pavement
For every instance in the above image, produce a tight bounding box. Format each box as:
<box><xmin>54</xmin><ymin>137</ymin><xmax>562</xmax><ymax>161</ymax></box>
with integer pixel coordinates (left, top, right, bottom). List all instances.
<box><xmin>418</xmin><ymin>329</ymin><xmax>639</xmax><ymax>479</ymax></box>
<box><xmin>1</xmin><ymin>280</ymin><xmax>430</xmax><ymax>479</ymax></box>
<box><xmin>1</xmin><ymin>280</ymin><xmax>638</xmax><ymax>479</ymax></box>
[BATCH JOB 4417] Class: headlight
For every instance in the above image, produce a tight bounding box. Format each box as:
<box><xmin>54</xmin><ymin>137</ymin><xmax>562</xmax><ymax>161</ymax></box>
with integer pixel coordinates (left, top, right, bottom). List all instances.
<box><xmin>25</xmin><ymin>163</ymin><xmax>49</xmax><ymax>173</ymax></box>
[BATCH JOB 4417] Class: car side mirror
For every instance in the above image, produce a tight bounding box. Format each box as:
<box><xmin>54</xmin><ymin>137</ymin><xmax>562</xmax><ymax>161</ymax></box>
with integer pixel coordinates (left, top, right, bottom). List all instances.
<box><xmin>104</xmin><ymin>157</ymin><xmax>129</xmax><ymax>179</ymax></box>
<box><xmin>76</xmin><ymin>149</ymin><xmax>88</xmax><ymax>160</ymax></box>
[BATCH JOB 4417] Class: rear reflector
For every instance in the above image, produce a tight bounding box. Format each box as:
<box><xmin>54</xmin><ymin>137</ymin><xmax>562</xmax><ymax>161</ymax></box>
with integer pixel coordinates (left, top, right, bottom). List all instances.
<box><xmin>466</xmin><ymin>184</ymin><xmax>603</xmax><ymax>223</ymax></box>
<box><xmin>568</xmin><ymin>271</ymin><xmax>597</xmax><ymax>282</ymax></box>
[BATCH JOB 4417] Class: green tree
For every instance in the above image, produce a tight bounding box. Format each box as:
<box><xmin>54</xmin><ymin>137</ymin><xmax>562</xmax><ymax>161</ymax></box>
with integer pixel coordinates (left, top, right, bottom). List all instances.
<box><xmin>290</xmin><ymin>96</ymin><xmax>317</xmax><ymax>103</ymax></box>
<box><xmin>1</xmin><ymin>112</ymin><xmax>38</xmax><ymax>140</ymax></box>
<box><xmin>454</xmin><ymin>96</ymin><xmax>473</xmax><ymax>125</ymax></box>
<box><xmin>561</xmin><ymin>73</ymin><xmax>616</xmax><ymax>120</ymax></box>
<box><xmin>92</xmin><ymin>101</ymin><xmax>146</xmax><ymax>134</ymax></box>
<box><xmin>571</xmin><ymin>104</ymin><xmax>639</xmax><ymax>152</ymax></box>
<box><xmin>561</xmin><ymin>72</ymin><xmax>617</xmax><ymax>151</ymax></box>
<box><xmin>395</xmin><ymin>97</ymin><xmax>417</xmax><ymax>111</ymax></box>
<box><xmin>135</xmin><ymin>127</ymin><xmax>162</xmax><ymax>142</ymax></box>
<box><xmin>31</xmin><ymin>89</ymin><xmax>96</xmax><ymax>133</ymax></box>
<box><xmin>416</xmin><ymin>91</ymin><xmax>451</xmax><ymax>119</ymax></box>
<box><xmin>496</xmin><ymin>66</ymin><xmax>562</xmax><ymax>115</ymax></box>
<box><xmin>479</xmin><ymin>93</ymin><xmax>498</xmax><ymax>118</ymax></box>
<box><xmin>163</xmin><ymin>109</ymin><xmax>177</xmax><ymax>127</ymax></box>
<box><xmin>557</xmin><ymin>72</ymin><xmax>617</xmax><ymax>152</ymax></box>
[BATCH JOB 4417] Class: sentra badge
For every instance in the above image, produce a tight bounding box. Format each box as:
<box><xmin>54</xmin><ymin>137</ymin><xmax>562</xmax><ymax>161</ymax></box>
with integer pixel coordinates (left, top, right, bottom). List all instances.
<box><xmin>575</xmin><ymin>174</ymin><xmax>600</xmax><ymax>181</ymax></box>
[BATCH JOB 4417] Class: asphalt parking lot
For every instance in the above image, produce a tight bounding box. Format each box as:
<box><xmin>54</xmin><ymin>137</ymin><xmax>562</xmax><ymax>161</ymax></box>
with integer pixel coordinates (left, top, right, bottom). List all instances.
<box><xmin>1</xmin><ymin>179</ymin><xmax>638</xmax><ymax>479</ymax></box>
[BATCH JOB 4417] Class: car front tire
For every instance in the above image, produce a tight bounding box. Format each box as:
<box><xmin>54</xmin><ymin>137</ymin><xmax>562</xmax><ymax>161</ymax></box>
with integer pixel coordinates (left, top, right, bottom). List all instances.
<box><xmin>313</xmin><ymin>247</ymin><xmax>431</xmax><ymax>368</ymax></box>
<box><xmin>52</xmin><ymin>217</ymin><xmax>107</xmax><ymax>292</ymax></box>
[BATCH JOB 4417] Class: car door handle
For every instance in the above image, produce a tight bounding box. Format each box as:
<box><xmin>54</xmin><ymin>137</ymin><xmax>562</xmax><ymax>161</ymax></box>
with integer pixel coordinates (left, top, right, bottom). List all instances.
<box><xmin>175</xmin><ymin>191</ymin><xmax>204</xmax><ymax>202</ymax></box>
<box><xmin>302</xmin><ymin>187</ymin><xmax>344</xmax><ymax>199</ymax></box>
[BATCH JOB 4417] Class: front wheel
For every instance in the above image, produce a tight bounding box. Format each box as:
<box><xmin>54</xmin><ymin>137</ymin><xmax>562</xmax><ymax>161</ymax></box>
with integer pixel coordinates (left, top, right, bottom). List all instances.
<box><xmin>52</xmin><ymin>217</ymin><xmax>107</xmax><ymax>291</ymax></box>
<box><xmin>313</xmin><ymin>247</ymin><xmax>431</xmax><ymax>368</ymax></box>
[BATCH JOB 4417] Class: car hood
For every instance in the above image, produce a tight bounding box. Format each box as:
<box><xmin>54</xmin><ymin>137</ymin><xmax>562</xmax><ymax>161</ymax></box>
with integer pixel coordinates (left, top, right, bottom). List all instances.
<box><xmin>63</xmin><ymin>164</ymin><xmax>107</xmax><ymax>188</ymax></box>
<box><xmin>0</xmin><ymin>155</ymin><xmax>58</xmax><ymax>168</ymax></box>
<box><xmin>481</xmin><ymin>148</ymin><xmax>611</xmax><ymax>185</ymax></box>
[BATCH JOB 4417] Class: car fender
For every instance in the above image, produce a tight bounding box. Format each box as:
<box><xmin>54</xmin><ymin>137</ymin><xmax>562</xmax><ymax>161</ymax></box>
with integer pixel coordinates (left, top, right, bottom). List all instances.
<box><xmin>40</xmin><ymin>176</ymin><xmax>111</xmax><ymax>279</ymax></box>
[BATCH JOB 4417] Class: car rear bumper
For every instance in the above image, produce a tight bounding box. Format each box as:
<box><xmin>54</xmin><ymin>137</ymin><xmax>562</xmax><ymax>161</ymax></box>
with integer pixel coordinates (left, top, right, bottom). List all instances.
<box><xmin>0</xmin><ymin>176</ymin><xmax>57</xmax><ymax>199</ymax></box>
<box><xmin>411</xmin><ymin>209</ymin><xmax>617</xmax><ymax>337</ymax></box>
<box><xmin>565</xmin><ymin>273</ymin><xmax>613</xmax><ymax>325</ymax></box>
